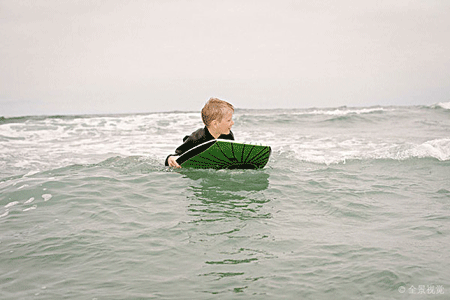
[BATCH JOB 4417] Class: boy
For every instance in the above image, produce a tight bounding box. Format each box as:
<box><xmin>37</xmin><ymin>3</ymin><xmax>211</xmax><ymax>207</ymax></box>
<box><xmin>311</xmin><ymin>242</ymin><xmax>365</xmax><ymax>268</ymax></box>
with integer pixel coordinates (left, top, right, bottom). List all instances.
<box><xmin>165</xmin><ymin>98</ymin><xmax>235</xmax><ymax>168</ymax></box>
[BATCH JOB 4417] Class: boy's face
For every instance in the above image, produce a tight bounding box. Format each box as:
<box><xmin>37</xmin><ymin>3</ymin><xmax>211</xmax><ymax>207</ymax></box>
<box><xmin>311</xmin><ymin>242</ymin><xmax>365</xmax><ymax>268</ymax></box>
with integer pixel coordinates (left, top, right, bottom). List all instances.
<box><xmin>215</xmin><ymin>109</ymin><xmax>234</xmax><ymax>136</ymax></box>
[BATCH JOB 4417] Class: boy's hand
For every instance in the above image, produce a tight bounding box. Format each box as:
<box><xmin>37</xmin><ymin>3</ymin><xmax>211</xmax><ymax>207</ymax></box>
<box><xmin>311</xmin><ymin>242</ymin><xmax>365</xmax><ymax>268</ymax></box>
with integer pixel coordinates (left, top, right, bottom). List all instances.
<box><xmin>168</xmin><ymin>156</ymin><xmax>181</xmax><ymax>168</ymax></box>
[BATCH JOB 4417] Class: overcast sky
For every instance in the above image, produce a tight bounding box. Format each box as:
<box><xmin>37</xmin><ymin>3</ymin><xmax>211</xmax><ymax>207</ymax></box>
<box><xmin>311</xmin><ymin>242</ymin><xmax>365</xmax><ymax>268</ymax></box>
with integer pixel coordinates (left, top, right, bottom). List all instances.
<box><xmin>1</xmin><ymin>0</ymin><xmax>449</xmax><ymax>116</ymax></box>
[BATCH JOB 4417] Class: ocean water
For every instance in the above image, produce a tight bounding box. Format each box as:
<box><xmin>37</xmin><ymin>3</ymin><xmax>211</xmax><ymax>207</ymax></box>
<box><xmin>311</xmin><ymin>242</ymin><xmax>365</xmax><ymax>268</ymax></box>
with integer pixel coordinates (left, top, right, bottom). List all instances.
<box><xmin>1</xmin><ymin>103</ymin><xmax>449</xmax><ymax>299</ymax></box>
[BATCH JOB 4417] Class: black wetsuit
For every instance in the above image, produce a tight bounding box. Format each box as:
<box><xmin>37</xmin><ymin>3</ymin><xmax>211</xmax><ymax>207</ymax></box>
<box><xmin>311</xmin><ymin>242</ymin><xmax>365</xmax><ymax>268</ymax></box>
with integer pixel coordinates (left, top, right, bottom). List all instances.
<box><xmin>165</xmin><ymin>126</ymin><xmax>234</xmax><ymax>166</ymax></box>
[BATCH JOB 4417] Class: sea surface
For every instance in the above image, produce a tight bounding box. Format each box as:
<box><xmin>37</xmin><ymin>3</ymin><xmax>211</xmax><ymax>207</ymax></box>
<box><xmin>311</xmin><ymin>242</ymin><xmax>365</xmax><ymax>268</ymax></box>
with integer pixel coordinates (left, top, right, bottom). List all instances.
<box><xmin>1</xmin><ymin>103</ymin><xmax>449</xmax><ymax>299</ymax></box>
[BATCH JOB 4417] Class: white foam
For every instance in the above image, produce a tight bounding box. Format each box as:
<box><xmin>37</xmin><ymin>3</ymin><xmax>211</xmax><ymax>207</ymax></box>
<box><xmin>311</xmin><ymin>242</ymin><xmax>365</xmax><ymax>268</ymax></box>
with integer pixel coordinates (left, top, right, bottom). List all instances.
<box><xmin>5</xmin><ymin>201</ymin><xmax>19</xmax><ymax>208</ymax></box>
<box><xmin>0</xmin><ymin>112</ymin><xmax>216</xmax><ymax>173</ymax></box>
<box><xmin>293</xmin><ymin>107</ymin><xmax>387</xmax><ymax>116</ymax></box>
<box><xmin>402</xmin><ymin>138</ymin><xmax>450</xmax><ymax>161</ymax></box>
<box><xmin>0</xmin><ymin>210</ymin><xmax>9</xmax><ymax>218</ymax></box>
<box><xmin>435</xmin><ymin>102</ymin><xmax>450</xmax><ymax>110</ymax></box>
<box><xmin>24</xmin><ymin>197</ymin><xmax>35</xmax><ymax>204</ymax></box>
<box><xmin>23</xmin><ymin>205</ymin><xmax>37</xmax><ymax>212</ymax></box>
<box><xmin>287</xmin><ymin>138</ymin><xmax>450</xmax><ymax>164</ymax></box>
<box><xmin>24</xmin><ymin>170</ymin><xmax>40</xmax><ymax>177</ymax></box>
<box><xmin>1</xmin><ymin>109</ymin><xmax>448</xmax><ymax>173</ymax></box>
<box><xmin>42</xmin><ymin>194</ymin><xmax>52</xmax><ymax>201</ymax></box>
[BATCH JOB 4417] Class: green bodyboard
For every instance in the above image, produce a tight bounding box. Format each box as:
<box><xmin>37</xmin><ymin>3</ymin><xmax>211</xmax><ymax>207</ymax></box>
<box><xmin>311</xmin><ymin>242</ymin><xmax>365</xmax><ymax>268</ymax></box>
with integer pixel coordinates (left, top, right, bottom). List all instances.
<box><xmin>177</xmin><ymin>139</ymin><xmax>271</xmax><ymax>169</ymax></box>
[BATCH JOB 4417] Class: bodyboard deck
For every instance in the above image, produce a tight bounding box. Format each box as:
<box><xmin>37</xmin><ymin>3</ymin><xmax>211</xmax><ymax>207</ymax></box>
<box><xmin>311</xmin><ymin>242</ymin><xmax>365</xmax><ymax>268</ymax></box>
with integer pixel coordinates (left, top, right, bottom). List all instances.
<box><xmin>176</xmin><ymin>139</ymin><xmax>271</xmax><ymax>169</ymax></box>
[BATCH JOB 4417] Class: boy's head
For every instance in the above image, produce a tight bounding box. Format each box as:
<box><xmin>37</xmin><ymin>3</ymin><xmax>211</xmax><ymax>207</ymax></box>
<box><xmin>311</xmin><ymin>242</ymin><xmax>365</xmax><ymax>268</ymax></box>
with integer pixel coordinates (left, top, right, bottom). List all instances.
<box><xmin>201</xmin><ymin>98</ymin><xmax>234</xmax><ymax>126</ymax></box>
<box><xmin>201</xmin><ymin>98</ymin><xmax>234</xmax><ymax>137</ymax></box>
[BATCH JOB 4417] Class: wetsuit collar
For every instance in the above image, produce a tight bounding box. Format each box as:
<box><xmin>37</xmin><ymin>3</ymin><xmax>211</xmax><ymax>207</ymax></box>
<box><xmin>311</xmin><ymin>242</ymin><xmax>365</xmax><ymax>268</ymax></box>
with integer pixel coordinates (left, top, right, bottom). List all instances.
<box><xmin>204</xmin><ymin>126</ymin><xmax>215</xmax><ymax>139</ymax></box>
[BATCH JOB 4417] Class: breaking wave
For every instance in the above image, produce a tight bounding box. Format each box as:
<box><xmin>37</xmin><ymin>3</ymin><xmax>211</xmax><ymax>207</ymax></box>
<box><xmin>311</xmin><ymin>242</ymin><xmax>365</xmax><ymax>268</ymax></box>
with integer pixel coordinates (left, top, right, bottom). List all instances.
<box><xmin>285</xmin><ymin>138</ymin><xmax>450</xmax><ymax>165</ymax></box>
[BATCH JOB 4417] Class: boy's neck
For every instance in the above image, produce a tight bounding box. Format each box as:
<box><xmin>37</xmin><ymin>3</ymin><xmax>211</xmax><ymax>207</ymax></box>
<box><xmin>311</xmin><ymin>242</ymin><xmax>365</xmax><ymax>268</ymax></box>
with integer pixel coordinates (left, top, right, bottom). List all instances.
<box><xmin>206</xmin><ymin>126</ymin><xmax>220</xmax><ymax>139</ymax></box>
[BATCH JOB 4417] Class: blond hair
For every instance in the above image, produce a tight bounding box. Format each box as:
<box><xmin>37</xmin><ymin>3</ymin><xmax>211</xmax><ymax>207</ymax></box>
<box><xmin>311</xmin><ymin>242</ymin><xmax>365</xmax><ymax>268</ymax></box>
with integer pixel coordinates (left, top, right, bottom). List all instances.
<box><xmin>201</xmin><ymin>98</ymin><xmax>234</xmax><ymax>126</ymax></box>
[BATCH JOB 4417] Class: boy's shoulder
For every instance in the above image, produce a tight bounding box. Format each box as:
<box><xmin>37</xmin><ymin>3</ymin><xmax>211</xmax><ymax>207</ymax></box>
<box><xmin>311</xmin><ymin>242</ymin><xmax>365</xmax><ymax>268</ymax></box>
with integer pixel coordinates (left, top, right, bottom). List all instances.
<box><xmin>183</xmin><ymin>127</ymin><xmax>208</xmax><ymax>142</ymax></box>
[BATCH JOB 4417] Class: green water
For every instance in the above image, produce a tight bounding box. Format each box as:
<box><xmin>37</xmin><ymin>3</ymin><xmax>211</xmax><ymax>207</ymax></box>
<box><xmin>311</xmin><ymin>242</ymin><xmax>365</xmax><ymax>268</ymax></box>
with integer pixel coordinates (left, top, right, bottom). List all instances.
<box><xmin>1</xmin><ymin>106</ymin><xmax>449</xmax><ymax>299</ymax></box>
<box><xmin>1</xmin><ymin>157</ymin><xmax>449</xmax><ymax>299</ymax></box>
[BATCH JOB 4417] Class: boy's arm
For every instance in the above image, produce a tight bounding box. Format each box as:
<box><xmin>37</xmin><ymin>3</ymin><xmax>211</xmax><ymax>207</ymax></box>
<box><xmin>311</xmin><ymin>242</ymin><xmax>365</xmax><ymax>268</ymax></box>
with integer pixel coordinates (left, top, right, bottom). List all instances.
<box><xmin>164</xmin><ymin>135</ymin><xmax>197</xmax><ymax>166</ymax></box>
